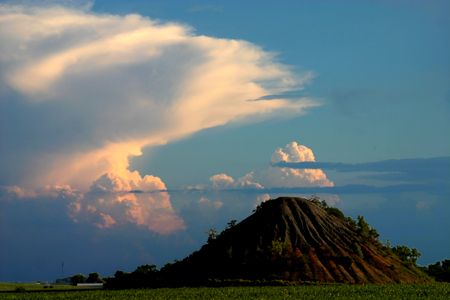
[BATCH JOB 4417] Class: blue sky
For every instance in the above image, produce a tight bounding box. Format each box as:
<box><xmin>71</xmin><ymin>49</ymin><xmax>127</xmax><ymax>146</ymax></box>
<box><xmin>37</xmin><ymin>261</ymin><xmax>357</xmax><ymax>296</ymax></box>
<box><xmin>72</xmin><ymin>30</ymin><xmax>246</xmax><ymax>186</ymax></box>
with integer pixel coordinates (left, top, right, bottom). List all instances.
<box><xmin>0</xmin><ymin>0</ymin><xmax>449</xmax><ymax>282</ymax></box>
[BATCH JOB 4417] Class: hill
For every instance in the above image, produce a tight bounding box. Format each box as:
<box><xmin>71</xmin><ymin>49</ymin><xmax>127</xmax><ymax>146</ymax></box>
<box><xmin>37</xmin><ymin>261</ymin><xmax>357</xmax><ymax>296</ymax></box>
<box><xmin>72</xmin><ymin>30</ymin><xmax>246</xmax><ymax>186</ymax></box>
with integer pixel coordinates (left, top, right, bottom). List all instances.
<box><xmin>164</xmin><ymin>197</ymin><xmax>431</xmax><ymax>284</ymax></box>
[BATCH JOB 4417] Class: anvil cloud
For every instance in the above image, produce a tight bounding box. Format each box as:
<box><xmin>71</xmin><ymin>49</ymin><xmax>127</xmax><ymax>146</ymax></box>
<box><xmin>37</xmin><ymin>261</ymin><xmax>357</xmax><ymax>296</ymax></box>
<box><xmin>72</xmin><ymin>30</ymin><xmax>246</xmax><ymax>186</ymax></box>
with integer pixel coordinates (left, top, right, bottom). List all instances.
<box><xmin>0</xmin><ymin>4</ymin><xmax>318</xmax><ymax>233</ymax></box>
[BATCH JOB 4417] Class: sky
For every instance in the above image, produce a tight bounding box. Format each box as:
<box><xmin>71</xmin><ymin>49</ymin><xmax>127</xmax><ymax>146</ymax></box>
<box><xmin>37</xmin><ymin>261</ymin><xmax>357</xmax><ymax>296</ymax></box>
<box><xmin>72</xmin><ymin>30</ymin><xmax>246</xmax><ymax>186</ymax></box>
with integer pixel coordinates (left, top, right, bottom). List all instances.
<box><xmin>0</xmin><ymin>0</ymin><xmax>449</xmax><ymax>282</ymax></box>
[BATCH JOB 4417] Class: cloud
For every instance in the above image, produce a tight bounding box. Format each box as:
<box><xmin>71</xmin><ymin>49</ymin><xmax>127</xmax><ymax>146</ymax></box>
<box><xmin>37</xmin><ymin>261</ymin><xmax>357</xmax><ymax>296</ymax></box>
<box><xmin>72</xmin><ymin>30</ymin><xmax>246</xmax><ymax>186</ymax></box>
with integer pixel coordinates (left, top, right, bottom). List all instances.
<box><xmin>237</xmin><ymin>168</ymin><xmax>333</xmax><ymax>189</ymax></box>
<box><xmin>0</xmin><ymin>186</ymin><xmax>37</xmax><ymax>200</ymax></box>
<box><xmin>0</xmin><ymin>184</ymin><xmax>82</xmax><ymax>202</ymax></box>
<box><xmin>271</xmin><ymin>141</ymin><xmax>316</xmax><ymax>164</ymax></box>
<box><xmin>273</xmin><ymin>157</ymin><xmax>450</xmax><ymax>183</ymax></box>
<box><xmin>179</xmin><ymin>197</ymin><xmax>223</xmax><ymax>229</ymax></box>
<box><xmin>210</xmin><ymin>174</ymin><xmax>265</xmax><ymax>190</ymax></box>
<box><xmin>0</xmin><ymin>4</ymin><xmax>318</xmax><ymax>193</ymax></box>
<box><xmin>233</xmin><ymin>142</ymin><xmax>333</xmax><ymax>189</ymax></box>
<box><xmin>1</xmin><ymin>172</ymin><xmax>185</xmax><ymax>234</ymax></box>
<box><xmin>67</xmin><ymin>172</ymin><xmax>185</xmax><ymax>234</ymax></box>
<box><xmin>209</xmin><ymin>142</ymin><xmax>333</xmax><ymax>192</ymax></box>
<box><xmin>0</xmin><ymin>195</ymin><xmax>199</xmax><ymax>282</ymax></box>
<box><xmin>0</xmin><ymin>4</ymin><xmax>320</xmax><ymax>234</ymax></box>
<box><xmin>205</xmin><ymin>143</ymin><xmax>448</xmax><ymax>197</ymax></box>
<box><xmin>248</xmin><ymin>94</ymin><xmax>310</xmax><ymax>101</ymax></box>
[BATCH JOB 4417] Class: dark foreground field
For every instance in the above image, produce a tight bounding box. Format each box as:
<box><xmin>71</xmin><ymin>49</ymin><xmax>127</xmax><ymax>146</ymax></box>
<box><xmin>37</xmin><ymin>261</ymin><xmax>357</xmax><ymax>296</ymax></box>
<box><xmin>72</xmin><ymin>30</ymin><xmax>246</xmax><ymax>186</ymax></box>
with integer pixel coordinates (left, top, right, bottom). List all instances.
<box><xmin>1</xmin><ymin>283</ymin><xmax>449</xmax><ymax>299</ymax></box>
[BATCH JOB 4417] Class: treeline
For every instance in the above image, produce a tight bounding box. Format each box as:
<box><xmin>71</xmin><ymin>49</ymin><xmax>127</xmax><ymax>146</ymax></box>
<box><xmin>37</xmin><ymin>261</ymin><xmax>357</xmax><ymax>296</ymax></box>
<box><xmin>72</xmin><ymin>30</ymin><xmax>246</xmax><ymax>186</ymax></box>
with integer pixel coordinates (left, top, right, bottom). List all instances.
<box><xmin>55</xmin><ymin>272</ymin><xmax>106</xmax><ymax>286</ymax></box>
<box><xmin>63</xmin><ymin>256</ymin><xmax>450</xmax><ymax>290</ymax></box>
<box><xmin>421</xmin><ymin>259</ymin><xmax>450</xmax><ymax>282</ymax></box>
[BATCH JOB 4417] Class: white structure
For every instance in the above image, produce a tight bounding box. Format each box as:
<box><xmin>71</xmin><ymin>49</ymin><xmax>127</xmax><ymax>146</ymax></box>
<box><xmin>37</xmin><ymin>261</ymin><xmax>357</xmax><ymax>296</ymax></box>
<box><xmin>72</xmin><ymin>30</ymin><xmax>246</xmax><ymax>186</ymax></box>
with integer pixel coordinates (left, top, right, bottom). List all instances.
<box><xmin>77</xmin><ymin>283</ymin><xmax>103</xmax><ymax>287</ymax></box>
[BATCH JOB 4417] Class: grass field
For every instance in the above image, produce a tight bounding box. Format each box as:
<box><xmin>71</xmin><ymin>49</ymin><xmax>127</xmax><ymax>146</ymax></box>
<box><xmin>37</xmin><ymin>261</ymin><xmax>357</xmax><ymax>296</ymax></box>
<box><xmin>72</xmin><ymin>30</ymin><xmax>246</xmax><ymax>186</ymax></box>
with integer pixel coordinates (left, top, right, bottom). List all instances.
<box><xmin>0</xmin><ymin>283</ymin><xmax>449</xmax><ymax>299</ymax></box>
<box><xmin>0</xmin><ymin>282</ymin><xmax>101</xmax><ymax>292</ymax></box>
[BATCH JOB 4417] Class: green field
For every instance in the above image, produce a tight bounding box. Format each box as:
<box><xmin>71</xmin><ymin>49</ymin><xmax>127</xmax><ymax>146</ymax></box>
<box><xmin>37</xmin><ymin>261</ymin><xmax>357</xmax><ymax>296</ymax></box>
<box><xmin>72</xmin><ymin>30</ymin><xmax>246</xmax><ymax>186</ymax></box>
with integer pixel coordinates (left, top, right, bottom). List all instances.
<box><xmin>0</xmin><ymin>283</ymin><xmax>449</xmax><ymax>299</ymax></box>
<box><xmin>0</xmin><ymin>282</ymin><xmax>101</xmax><ymax>292</ymax></box>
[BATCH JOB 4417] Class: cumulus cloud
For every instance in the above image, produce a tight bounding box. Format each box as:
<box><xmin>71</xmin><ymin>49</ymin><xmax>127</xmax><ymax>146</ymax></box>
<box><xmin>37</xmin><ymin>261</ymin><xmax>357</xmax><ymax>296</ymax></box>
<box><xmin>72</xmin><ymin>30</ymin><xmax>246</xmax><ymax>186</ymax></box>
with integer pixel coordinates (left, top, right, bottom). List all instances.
<box><xmin>212</xmin><ymin>142</ymin><xmax>333</xmax><ymax>190</ymax></box>
<box><xmin>67</xmin><ymin>172</ymin><xmax>185</xmax><ymax>233</ymax></box>
<box><xmin>237</xmin><ymin>167</ymin><xmax>333</xmax><ymax>189</ymax></box>
<box><xmin>1</xmin><ymin>173</ymin><xmax>183</xmax><ymax>234</ymax></box>
<box><xmin>0</xmin><ymin>4</ymin><xmax>318</xmax><ymax>193</ymax></box>
<box><xmin>210</xmin><ymin>174</ymin><xmax>264</xmax><ymax>190</ymax></box>
<box><xmin>204</xmin><ymin>142</ymin><xmax>333</xmax><ymax>226</ymax></box>
<box><xmin>271</xmin><ymin>141</ymin><xmax>315</xmax><ymax>164</ymax></box>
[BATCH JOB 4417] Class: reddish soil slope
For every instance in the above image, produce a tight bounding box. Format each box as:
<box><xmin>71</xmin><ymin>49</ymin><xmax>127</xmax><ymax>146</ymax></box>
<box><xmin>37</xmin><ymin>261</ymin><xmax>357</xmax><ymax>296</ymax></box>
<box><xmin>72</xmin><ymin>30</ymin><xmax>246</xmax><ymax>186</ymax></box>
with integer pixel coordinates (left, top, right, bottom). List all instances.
<box><xmin>170</xmin><ymin>197</ymin><xmax>431</xmax><ymax>284</ymax></box>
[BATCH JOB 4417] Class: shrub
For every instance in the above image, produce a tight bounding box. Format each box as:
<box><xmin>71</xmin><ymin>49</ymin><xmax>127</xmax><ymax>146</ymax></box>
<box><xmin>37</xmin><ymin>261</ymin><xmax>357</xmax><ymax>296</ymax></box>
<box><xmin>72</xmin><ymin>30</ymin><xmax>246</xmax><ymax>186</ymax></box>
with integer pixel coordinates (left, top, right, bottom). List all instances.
<box><xmin>353</xmin><ymin>243</ymin><xmax>364</xmax><ymax>258</ymax></box>
<box><xmin>14</xmin><ymin>286</ymin><xmax>26</xmax><ymax>293</ymax></box>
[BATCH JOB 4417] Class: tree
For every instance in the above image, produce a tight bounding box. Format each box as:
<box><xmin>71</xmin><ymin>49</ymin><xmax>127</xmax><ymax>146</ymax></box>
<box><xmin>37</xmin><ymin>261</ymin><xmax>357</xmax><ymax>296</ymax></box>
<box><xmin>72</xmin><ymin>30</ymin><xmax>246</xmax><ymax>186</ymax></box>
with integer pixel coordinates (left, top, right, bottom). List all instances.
<box><xmin>357</xmin><ymin>215</ymin><xmax>370</xmax><ymax>236</ymax></box>
<box><xmin>114</xmin><ymin>270</ymin><xmax>129</xmax><ymax>280</ymax></box>
<box><xmin>410</xmin><ymin>248</ymin><xmax>422</xmax><ymax>263</ymax></box>
<box><xmin>356</xmin><ymin>215</ymin><xmax>380</xmax><ymax>241</ymax></box>
<box><xmin>220</xmin><ymin>219</ymin><xmax>238</xmax><ymax>236</ymax></box>
<box><xmin>206</xmin><ymin>228</ymin><xmax>219</xmax><ymax>243</ymax></box>
<box><xmin>87</xmin><ymin>272</ymin><xmax>105</xmax><ymax>283</ymax></box>
<box><xmin>326</xmin><ymin>207</ymin><xmax>345</xmax><ymax>221</ymax></box>
<box><xmin>55</xmin><ymin>277</ymin><xmax>71</xmax><ymax>284</ymax></box>
<box><xmin>424</xmin><ymin>259</ymin><xmax>450</xmax><ymax>282</ymax></box>
<box><xmin>345</xmin><ymin>216</ymin><xmax>357</xmax><ymax>228</ymax></box>
<box><xmin>308</xmin><ymin>195</ymin><xmax>361</xmax><ymax>229</ymax></box>
<box><xmin>70</xmin><ymin>273</ymin><xmax>87</xmax><ymax>286</ymax></box>
<box><xmin>384</xmin><ymin>238</ymin><xmax>391</xmax><ymax>249</ymax></box>
<box><xmin>392</xmin><ymin>245</ymin><xmax>411</xmax><ymax>261</ymax></box>
<box><xmin>132</xmin><ymin>264</ymin><xmax>158</xmax><ymax>276</ymax></box>
<box><xmin>392</xmin><ymin>245</ymin><xmax>422</xmax><ymax>264</ymax></box>
<box><xmin>225</xmin><ymin>219</ymin><xmax>237</xmax><ymax>230</ymax></box>
<box><xmin>308</xmin><ymin>194</ymin><xmax>322</xmax><ymax>206</ymax></box>
<box><xmin>253</xmin><ymin>200</ymin><xmax>270</xmax><ymax>213</ymax></box>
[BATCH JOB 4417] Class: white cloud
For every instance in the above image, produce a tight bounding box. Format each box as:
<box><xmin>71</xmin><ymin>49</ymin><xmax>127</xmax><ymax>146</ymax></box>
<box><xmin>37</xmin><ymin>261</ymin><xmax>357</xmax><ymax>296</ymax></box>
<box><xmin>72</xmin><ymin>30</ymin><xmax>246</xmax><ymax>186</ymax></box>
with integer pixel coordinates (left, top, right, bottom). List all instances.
<box><xmin>210</xmin><ymin>174</ymin><xmax>264</xmax><ymax>190</ymax></box>
<box><xmin>1</xmin><ymin>172</ymin><xmax>182</xmax><ymax>234</ymax></box>
<box><xmin>211</xmin><ymin>143</ymin><xmax>333</xmax><ymax>190</ymax></box>
<box><xmin>271</xmin><ymin>141</ymin><xmax>315</xmax><ymax>163</ymax></box>
<box><xmin>237</xmin><ymin>167</ymin><xmax>333</xmax><ymax>189</ymax></box>
<box><xmin>67</xmin><ymin>172</ymin><xmax>185</xmax><ymax>234</ymax></box>
<box><xmin>0</xmin><ymin>4</ymin><xmax>319</xmax><ymax>193</ymax></box>
<box><xmin>204</xmin><ymin>143</ymin><xmax>333</xmax><ymax>225</ymax></box>
<box><xmin>0</xmin><ymin>5</ymin><xmax>321</xmax><ymax>235</ymax></box>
